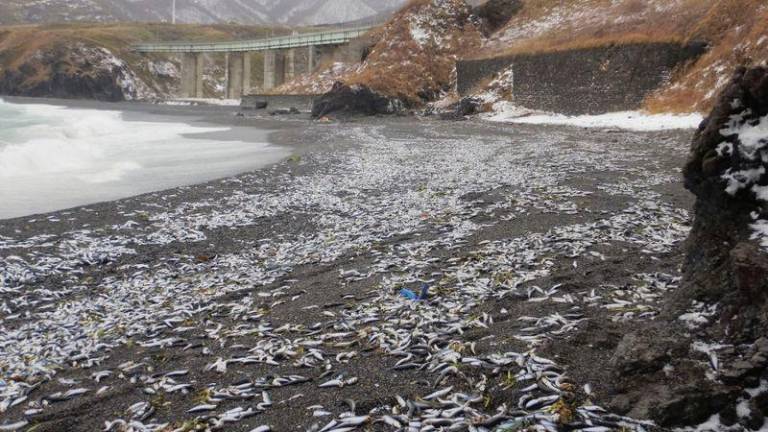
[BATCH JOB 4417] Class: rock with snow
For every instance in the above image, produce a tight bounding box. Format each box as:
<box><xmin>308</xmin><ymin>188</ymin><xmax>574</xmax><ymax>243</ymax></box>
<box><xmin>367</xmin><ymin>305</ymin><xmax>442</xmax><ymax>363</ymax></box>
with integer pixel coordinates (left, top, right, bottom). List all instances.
<box><xmin>0</xmin><ymin>43</ymin><xmax>156</xmax><ymax>101</ymax></box>
<box><xmin>678</xmin><ymin>66</ymin><xmax>768</xmax><ymax>338</ymax></box>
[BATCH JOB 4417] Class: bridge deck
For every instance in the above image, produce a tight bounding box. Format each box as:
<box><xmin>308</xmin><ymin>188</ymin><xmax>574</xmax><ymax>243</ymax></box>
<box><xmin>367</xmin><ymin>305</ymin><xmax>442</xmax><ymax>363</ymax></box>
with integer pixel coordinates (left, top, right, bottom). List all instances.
<box><xmin>132</xmin><ymin>26</ymin><xmax>372</xmax><ymax>53</ymax></box>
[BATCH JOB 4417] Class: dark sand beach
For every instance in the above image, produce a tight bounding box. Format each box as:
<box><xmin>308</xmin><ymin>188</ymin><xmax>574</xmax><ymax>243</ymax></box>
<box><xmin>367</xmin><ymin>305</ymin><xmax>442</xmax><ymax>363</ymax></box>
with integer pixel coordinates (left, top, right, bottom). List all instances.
<box><xmin>0</xmin><ymin>102</ymin><xmax>697</xmax><ymax>431</ymax></box>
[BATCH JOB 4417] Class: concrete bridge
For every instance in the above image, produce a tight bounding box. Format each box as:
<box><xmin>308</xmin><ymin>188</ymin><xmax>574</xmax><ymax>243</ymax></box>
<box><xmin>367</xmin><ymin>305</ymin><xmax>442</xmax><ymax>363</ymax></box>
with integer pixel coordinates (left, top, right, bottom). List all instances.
<box><xmin>132</xmin><ymin>26</ymin><xmax>373</xmax><ymax>98</ymax></box>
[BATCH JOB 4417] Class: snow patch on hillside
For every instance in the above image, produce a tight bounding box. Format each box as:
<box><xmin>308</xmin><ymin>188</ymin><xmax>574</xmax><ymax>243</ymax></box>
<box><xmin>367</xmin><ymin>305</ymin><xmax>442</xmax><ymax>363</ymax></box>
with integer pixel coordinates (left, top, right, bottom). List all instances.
<box><xmin>483</xmin><ymin>102</ymin><xmax>703</xmax><ymax>131</ymax></box>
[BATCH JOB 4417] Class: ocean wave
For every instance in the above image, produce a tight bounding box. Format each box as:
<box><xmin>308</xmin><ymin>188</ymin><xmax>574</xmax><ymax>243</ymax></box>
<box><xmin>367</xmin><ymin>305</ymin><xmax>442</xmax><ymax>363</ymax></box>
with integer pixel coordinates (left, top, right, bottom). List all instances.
<box><xmin>0</xmin><ymin>99</ymin><xmax>289</xmax><ymax>218</ymax></box>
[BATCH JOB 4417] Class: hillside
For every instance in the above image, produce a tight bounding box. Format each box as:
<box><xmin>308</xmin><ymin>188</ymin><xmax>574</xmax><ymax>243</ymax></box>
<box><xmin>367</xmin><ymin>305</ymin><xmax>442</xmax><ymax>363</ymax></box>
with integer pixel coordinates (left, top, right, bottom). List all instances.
<box><xmin>478</xmin><ymin>0</ymin><xmax>768</xmax><ymax>113</ymax></box>
<box><xmin>0</xmin><ymin>0</ymin><xmax>408</xmax><ymax>26</ymax></box>
<box><xmin>0</xmin><ymin>23</ymin><xmax>282</xmax><ymax>101</ymax></box>
<box><xmin>278</xmin><ymin>0</ymin><xmax>485</xmax><ymax>106</ymax></box>
<box><xmin>278</xmin><ymin>0</ymin><xmax>768</xmax><ymax>115</ymax></box>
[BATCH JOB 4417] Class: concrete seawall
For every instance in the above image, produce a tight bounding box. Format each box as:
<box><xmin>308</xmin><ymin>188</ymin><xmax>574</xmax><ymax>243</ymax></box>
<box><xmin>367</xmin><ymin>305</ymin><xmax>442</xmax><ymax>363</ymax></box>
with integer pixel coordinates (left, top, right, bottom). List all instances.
<box><xmin>241</xmin><ymin>94</ymin><xmax>317</xmax><ymax>112</ymax></box>
<box><xmin>456</xmin><ymin>42</ymin><xmax>707</xmax><ymax>115</ymax></box>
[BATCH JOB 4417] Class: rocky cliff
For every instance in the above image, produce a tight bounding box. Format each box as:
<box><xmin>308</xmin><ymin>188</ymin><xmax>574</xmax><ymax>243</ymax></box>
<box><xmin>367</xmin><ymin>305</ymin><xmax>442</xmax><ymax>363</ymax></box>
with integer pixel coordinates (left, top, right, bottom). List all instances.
<box><xmin>0</xmin><ymin>43</ymin><xmax>156</xmax><ymax>101</ymax></box>
<box><xmin>0</xmin><ymin>23</ymin><xmax>272</xmax><ymax>101</ymax></box>
<box><xmin>679</xmin><ymin>66</ymin><xmax>768</xmax><ymax>340</ymax></box>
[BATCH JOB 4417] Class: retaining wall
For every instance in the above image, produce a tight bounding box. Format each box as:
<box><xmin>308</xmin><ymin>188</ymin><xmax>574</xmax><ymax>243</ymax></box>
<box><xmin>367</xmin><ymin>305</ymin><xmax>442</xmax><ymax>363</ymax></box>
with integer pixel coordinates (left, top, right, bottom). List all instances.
<box><xmin>456</xmin><ymin>42</ymin><xmax>706</xmax><ymax>115</ymax></box>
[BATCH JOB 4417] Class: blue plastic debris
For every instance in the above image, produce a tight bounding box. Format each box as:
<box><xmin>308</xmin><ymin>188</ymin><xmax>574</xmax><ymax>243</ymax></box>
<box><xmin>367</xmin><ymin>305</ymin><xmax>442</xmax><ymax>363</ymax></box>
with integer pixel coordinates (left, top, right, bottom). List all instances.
<box><xmin>400</xmin><ymin>284</ymin><xmax>429</xmax><ymax>301</ymax></box>
<box><xmin>419</xmin><ymin>283</ymin><xmax>429</xmax><ymax>300</ymax></box>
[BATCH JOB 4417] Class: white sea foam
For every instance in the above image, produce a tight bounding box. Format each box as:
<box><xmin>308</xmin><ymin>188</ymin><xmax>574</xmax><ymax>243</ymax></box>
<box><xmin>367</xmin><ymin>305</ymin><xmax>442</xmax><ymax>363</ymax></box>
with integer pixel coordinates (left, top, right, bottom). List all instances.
<box><xmin>0</xmin><ymin>99</ymin><xmax>289</xmax><ymax>219</ymax></box>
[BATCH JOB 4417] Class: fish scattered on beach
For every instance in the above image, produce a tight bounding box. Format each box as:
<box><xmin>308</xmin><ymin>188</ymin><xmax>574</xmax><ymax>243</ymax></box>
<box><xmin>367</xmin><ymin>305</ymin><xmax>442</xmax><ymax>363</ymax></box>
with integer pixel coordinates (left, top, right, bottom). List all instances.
<box><xmin>0</xmin><ymin>125</ymin><xmax>734</xmax><ymax>430</ymax></box>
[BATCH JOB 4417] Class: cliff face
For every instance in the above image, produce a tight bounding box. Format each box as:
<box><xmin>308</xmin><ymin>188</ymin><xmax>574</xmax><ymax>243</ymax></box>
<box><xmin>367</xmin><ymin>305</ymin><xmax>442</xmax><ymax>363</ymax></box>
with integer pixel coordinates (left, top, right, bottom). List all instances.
<box><xmin>0</xmin><ymin>43</ymin><xmax>156</xmax><ymax>101</ymax></box>
<box><xmin>679</xmin><ymin>66</ymin><xmax>768</xmax><ymax>339</ymax></box>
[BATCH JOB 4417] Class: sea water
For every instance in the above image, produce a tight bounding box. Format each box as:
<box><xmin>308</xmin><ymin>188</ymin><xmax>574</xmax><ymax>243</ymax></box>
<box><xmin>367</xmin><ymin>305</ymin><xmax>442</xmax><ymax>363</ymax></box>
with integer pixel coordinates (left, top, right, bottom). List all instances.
<box><xmin>0</xmin><ymin>99</ymin><xmax>289</xmax><ymax>219</ymax></box>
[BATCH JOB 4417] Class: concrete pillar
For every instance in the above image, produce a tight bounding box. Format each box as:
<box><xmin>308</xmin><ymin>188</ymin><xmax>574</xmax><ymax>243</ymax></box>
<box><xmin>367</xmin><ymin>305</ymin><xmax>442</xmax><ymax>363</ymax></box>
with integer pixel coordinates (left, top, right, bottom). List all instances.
<box><xmin>264</xmin><ymin>50</ymin><xmax>275</xmax><ymax>91</ymax></box>
<box><xmin>263</xmin><ymin>49</ymin><xmax>285</xmax><ymax>91</ymax></box>
<box><xmin>181</xmin><ymin>52</ymin><xmax>205</xmax><ymax>98</ymax></box>
<box><xmin>195</xmin><ymin>53</ymin><xmax>204</xmax><ymax>98</ymax></box>
<box><xmin>286</xmin><ymin>31</ymin><xmax>298</xmax><ymax>81</ymax></box>
<box><xmin>243</xmin><ymin>52</ymin><xmax>252</xmax><ymax>95</ymax></box>
<box><xmin>224</xmin><ymin>53</ymin><xmax>231</xmax><ymax>97</ymax></box>
<box><xmin>286</xmin><ymin>49</ymin><xmax>296</xmax><ymax>81</ymax></box>
<box><xmin>308</xmin><ymin>45</ymin><xmax>316</xmax><ymax>73</ymax></box>
<box><xmin>226</xmin><ymin>52</ymin><xmax>246</xmax><ymax>99</ymax></box>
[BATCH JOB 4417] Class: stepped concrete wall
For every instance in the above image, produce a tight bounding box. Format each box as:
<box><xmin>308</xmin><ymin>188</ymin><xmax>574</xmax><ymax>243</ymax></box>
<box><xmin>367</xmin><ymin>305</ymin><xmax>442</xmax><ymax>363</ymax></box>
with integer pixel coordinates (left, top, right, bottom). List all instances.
<box><xmin>456</xmin><ymin>42</ymin><xmax>706</xmax><ymax>115</ymax></box>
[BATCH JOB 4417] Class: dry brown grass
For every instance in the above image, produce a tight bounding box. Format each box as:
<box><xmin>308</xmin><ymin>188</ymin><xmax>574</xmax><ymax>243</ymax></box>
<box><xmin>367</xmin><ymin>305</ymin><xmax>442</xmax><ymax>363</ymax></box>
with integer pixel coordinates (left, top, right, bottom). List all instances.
<box><xmin>0</xmin><ymin>23</ymin><xmax>276</xmax><ymax>67</ymax></box>
<box><xmin>479</xmin><ymin>0</ymin><xmax>713</xmax><ymax>58</ymax></box>
<box><xmin>478</xmin><ymin>32</ymin><xmax>685</xmax><ymax>58</ymax></box>
<box><xmin>645</xmin><ymin>0</ymin><xmax>768</xmax><ymax>112</ymax></box>
<box><xmin>472</xmin><ymin>0</ymin><xmax>768</xmax><ymax>113</ymax></box>
<box><xmin>341</xmin><ymin>0</ymin><xmax>483</xmax><ymax>105</ymax></box>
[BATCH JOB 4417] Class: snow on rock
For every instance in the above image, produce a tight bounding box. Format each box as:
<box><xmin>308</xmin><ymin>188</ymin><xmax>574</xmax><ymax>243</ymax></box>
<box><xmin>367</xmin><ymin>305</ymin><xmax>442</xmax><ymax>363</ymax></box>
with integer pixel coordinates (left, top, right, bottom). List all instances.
<box><xmin>0</xmin><ymin>41</ymin><xmax>159</xmax><ymax>101</ymax></box>
<box><xmin>148</xmin><ymin>60</ymin><xmax>179</xmax><ymax>79</ymax></box>
<box><xmin>76</xmin><ymin>45</ymin><xmax>155</xmax><ymax>100</ymax></box>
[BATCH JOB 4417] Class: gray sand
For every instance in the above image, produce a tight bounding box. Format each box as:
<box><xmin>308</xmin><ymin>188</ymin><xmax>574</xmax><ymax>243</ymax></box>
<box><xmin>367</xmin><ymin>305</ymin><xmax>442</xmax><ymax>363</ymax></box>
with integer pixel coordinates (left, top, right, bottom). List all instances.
<box><xmin>0</xmin><ymin>103</ymin><xmax>695</xmax><ymax>431</ymax></box>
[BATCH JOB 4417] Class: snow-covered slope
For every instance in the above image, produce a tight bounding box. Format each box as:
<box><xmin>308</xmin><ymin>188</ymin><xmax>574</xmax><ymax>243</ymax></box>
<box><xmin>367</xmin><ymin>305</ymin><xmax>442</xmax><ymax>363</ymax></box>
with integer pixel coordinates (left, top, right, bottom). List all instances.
<box><xmin>0</xmin><ymin>0</ymin><xmax>408</xmax><ymax>25</ymax></box>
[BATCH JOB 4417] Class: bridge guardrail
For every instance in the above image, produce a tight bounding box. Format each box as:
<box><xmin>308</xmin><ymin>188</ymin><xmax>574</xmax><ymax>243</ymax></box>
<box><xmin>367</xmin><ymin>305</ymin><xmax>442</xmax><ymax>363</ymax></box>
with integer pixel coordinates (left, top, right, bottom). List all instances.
<box><xmin>132</xmin><ymin>26</ymin><xmax>374</xmax><ymax>53</ymax></box>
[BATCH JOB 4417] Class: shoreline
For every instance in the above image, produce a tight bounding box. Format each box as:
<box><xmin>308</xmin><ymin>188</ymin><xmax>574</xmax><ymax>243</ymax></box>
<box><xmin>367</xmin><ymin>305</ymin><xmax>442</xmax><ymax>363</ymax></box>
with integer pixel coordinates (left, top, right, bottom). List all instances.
<box><xmin>0</xmin><ymin>97</ymin><xmax>310</xmax><ymax>221</ymax></box>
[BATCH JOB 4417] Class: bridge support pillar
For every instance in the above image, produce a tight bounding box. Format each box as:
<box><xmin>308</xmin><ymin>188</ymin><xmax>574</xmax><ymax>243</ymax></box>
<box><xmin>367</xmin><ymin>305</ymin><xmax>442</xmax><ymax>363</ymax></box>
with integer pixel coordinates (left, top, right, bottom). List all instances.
<box><xmin>263</xmin><ymin>49</ymin><xmax>285</xmax><ymax>91</ymax></box>
<box><xmin>181</xmin><ymin>52</ymin><xmax>205</xmax><ymax>98</ymax></box>
<box><xmin>286</xmin><ymin>49</ymin><xmax>296</xmax><ymax>81</ymax></box>
<box><xmin>225</xmin><ymin>52</ymin><xmax>251</xmax><ymax>99</ymax></box>
<box><xmin>308</xmin><ymin>45</ymin><xmax>316</xmax><ymax>72</ymax></box>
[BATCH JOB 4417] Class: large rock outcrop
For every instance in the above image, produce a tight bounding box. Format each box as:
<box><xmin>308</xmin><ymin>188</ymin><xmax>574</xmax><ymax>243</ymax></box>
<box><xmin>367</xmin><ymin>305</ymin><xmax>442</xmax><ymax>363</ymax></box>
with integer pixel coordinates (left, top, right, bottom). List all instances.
<box><xmin>311</xmin><ymin>82</ymin><xmax>405</xmax><ymax>118</ymax></box>
<box><xmin>564</xmin><ymin>66</ymin><xmax>768</xmax><ymax>429</ymax></box>
<box><xmin>677</xmin><ymin>65</ymin><xmax>768</xmax><ymax>341</ymax></box>
<box><xmin>473</xmin><ymin>0</ymin><xmax>522</xmax><ymax>34</ymax></box>
<box><xmin>0</xmin><ymin>42</ymin><xmax>156</xmax><ymax>101</ymax></box>
<box><xmin>600</xmin><ymin>66</ymin><xmax>768</xmax><ymax>428</ymax></box>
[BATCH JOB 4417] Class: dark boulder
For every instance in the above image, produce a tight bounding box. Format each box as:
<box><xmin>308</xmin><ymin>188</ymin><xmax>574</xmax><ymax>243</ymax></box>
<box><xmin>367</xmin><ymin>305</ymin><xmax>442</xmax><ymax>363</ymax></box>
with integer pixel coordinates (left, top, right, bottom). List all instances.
<box><xmin>269</xmin><ymin>107</ymin><xmax>300</xmax><ymax>116</ymax></box>
<box><xmin>473</xmin><ymin>0</ymin><xmax>523</xmax><ymax>34</ymax></box>
<box><xmin>609</xmin><ymin>331</ymin><xmax>680</xmax><ymax>376</ymax></box>
<box><xmin>646</xmin><ymin>385</ymin><xmax>739</xmax><ymax>427</ymax></box>
<box><xmin>438</xmin><ymin>97</ymin><xmax>483</xmax><ymax>120</ymax></box>
<box><xmin>311</xmin><ymin>81</ymin><xmax>405</xmax><ymax>118</ymax></box>
<box><xmin>0</xmin><ymin>69</ymin><xmax>126</xmax><ymax>101</ymax></box>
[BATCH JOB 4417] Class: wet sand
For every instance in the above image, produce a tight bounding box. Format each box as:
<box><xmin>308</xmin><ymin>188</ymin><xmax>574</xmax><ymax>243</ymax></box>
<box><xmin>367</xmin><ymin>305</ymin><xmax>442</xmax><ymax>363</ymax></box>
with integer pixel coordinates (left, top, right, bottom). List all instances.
<box><xmin>0</xmin><ymin>104</ymin><xmax>696</xmax><ymax>431</ymax></box>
